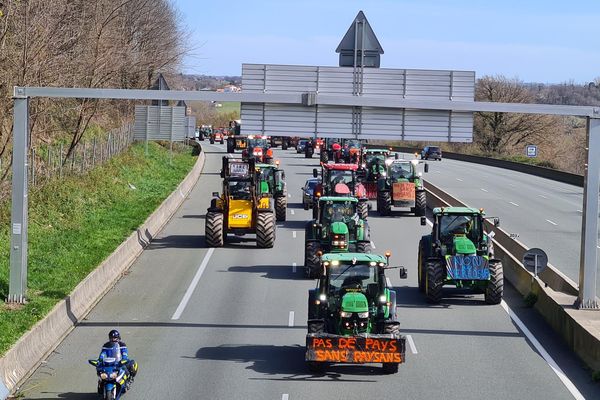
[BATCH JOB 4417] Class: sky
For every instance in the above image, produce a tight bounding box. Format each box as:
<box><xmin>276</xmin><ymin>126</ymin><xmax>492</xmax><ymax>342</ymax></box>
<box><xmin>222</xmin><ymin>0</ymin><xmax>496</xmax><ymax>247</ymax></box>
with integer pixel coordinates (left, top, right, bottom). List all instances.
<box><xmin>173</xmin><ymin>0</ymin><xmax>600</xmax><ymax>83</ymax></box>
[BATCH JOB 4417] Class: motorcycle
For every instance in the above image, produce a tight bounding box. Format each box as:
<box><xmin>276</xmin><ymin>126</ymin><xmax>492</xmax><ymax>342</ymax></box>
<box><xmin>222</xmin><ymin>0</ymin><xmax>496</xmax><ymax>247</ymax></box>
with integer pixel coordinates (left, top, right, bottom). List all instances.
<box><xmin>88</xmin><ymin>345</ymin><xmax>132</xmax><ymax>399</ymax></box>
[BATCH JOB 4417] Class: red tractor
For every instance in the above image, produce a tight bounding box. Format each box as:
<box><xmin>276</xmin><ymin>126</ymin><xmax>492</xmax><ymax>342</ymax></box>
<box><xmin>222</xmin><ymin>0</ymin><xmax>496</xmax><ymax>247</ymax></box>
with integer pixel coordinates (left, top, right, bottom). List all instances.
<box><xmin>312</xmin><ymin>163</ymin><xmax>369</xmax><ymax>219</ymax></box>
<box><xmin>242</xmin><ymin>135</ymin><xmax>274</xmax><ymax>164</ymax></box>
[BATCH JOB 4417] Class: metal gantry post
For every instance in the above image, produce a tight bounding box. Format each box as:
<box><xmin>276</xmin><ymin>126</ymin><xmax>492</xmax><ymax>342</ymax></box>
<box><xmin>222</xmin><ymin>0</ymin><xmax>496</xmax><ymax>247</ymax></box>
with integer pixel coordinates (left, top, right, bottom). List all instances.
<box><xmin>8</xmin><ymin>95</ymin><xmax>30</xmax><ymax>303</ymax></box>
<box><xmin>578</xmin><ymin>117</ymin><xmax>600</xmax><ymax>308</ymax></box>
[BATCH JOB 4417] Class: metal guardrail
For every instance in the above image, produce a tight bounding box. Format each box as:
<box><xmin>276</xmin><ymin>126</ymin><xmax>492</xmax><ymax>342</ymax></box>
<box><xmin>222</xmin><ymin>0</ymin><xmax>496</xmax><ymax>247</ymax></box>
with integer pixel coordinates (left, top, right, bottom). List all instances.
<box><xmin>388</xmin><ymin>145</ymin><xmax>584</xmax><ymax>187</ymax></box>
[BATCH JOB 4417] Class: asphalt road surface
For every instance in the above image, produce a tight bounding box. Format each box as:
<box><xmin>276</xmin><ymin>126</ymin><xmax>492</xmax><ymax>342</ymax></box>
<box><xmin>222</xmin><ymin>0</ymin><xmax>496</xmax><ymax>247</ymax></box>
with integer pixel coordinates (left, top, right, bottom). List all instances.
<box><xmin>412</xmin><ymin>154</ymin><xmax>600</xmax><ymax>294</ymax></box>
<box><xmin>18</xmin><ymin>145</ymin><xmax>600</xmax><ymax>399</ymax></box>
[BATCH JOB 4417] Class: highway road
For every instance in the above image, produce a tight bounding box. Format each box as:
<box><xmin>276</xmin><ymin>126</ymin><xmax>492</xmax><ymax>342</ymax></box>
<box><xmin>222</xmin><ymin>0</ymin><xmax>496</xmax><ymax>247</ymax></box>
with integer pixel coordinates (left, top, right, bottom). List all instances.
<box><xmin>17</xmin><ymin>144</ymin><xmax>600</xmax><ymax>399</ymax></box>
<box><xmin>410</xmin><ymin>154</ymin><xmax>600</xmax><ymax>293</ymax></box>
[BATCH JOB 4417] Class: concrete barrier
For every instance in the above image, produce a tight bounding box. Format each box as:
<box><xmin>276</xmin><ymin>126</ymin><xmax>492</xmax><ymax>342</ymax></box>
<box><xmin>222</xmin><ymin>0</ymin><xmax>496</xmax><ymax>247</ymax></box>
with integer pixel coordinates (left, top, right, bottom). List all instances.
<box><xmin>0</xmin><ymin>147</ymin><xmax>206</xmax><ymax>397</ymax></box>
<box><xmin>424</xmin><ymin>181</ymin><xmax>600</xmax><ymax>371</ymax></box>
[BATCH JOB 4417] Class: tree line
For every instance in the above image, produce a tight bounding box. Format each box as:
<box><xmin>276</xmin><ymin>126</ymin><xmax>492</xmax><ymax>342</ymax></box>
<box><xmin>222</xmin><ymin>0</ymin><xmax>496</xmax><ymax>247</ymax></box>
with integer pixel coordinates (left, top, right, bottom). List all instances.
<box><xmin>0</xmin><ymin>0</ymin><xmax>186</xmax><ymax>184</ymax></box>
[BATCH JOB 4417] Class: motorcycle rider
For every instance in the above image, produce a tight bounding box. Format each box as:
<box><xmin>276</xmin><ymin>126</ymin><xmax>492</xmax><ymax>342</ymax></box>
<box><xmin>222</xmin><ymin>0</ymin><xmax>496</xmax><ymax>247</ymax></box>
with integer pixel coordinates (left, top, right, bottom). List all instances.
<box><xmin>99</xmin><ymin>330</ymin><xmax>138</xmax><ymax>390</ymax></box>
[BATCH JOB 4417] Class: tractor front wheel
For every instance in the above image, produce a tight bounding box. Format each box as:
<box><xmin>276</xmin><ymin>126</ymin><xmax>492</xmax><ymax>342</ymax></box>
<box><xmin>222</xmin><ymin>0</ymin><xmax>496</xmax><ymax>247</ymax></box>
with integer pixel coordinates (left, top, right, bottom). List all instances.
<box><xmin>485</xmin><ymin>261</ymin><xmax>504</xmax><ymax>304</ymax></box>
<box><xmin>357</xmin><ymin>201</ymin><xmax>369</xmax><ymax>220</ymax></box>
<box><xmin>205</xmin><ymin>212</ymin><xmax>224</xmax><ymax>247</ymax></box>
<box><xmin>275</xmin><ymin>196</ymin><xmax>287</xmax><ymax>221</ymax></box>
<box><xmin>378</xmin><ymin>191</ymin><xmax>392</xmax><ymax>216</ymax></box>
<box><xmin>426</xmin><ymin>261</ymin><xmax>444</xmax><ymax>303</ymax></box>
<box><xmin>414</xmin><ymin>190</ymin><xmax>426</xmax><ymax>216</ymax></box>
<box><xmin>256</xmin><ymin>212</ymin><xmax>276</xmax><ymax>248</ymax></box>
<box><xmin>305</xmin><ymin>241</ymin><xmax>321</xmax><ymax>278</ymax></box>
<box><xmin>356</xmin><ymin>241</ymin><xmax>371</xmax><ymax>254</ymax></box>
<box><xmin>417</xmin><ymin>243</ymin><xmax>426</xmax><ymax>292</ymax></box>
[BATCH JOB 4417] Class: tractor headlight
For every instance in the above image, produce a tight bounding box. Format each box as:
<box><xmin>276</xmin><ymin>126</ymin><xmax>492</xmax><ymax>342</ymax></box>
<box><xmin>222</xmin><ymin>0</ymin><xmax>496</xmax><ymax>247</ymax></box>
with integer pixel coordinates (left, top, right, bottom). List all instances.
<box><xmin>381</xmin><ymin>171</ymin><xmax>387</xmax><ymax>177</ymax></box>
<box><xmin>319</xmin><ymin>293</ymin><xmax>327</xmax><ymax>301</ymax></box>
<box><xmin>379</xmin><ymin>294</ymin><xmax>387</xmax><ymax>303</ymax></box>
<box><xmin>358</xmin><ymin>311</ymin><xmax>369</xmax><ymax>319</ymax></box>
<box><xmin>100</xmin><ymin>373</ymin><xmax>108</xmax><ymax>380</ymax></box>
<box><xmin>340</xmin><ymin>311</ymin><xmax>352</xmax><ymax>318</ymax></box>
<box><xmin>109</xmin><ymin>371</ymin><xmax>118</xmax><ymax>379</ymax></box>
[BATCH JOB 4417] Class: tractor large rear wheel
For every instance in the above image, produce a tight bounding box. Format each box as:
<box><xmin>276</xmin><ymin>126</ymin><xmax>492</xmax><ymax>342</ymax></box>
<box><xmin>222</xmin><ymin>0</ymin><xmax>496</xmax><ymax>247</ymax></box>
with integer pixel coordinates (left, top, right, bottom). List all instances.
<box><xmin>357</xmin><ymin>201</ymin><xmax>369</xmax><ymax>220</ymax></box>
<box><xmin>426</xmin><ymin>261</ymin><xmax>444</xmax><ymax>303</ymax></box>
<box><xmin>417</xmin><ymin>243</ymin><xmax>426</xmax><ymax>292</ymax></box>
<box><xmin>378</xmin><ymin>191</ymin><xmax>392</xmax><ymax>216</ymax></box>
<box><xmin>320</xmin><ymin>150</ymin><xmax>328</xmax><ymax>163</ymax></box>
<box><xmin>485</xmin><ymin>261</ymin><xmax>504</xmax><ymax>304</ymax></box>
<box><xmin>414</xmin><ymin>190</ymin><xmax>426</xmax><ymax>216</ymax></box>
<box><xmin>205</xmin><ymin>212</ymin><xmax>224</xmax><ymax>247</ymax></box>
<box><xmin>305</xmin><ymin>241</ymin><xmax>321</xmax><ymax>278</ymax></box>
<box><xmin>275</xmin><ymin>196</ymin><xmax>287</xmax><ymax>221</ymax></box>
<box><xmin>356</xmin><ymin>241</ymin><xmax>371</xmax><ymax>254</ymax></box>
<box><xmin>256</xmin><ymin>212</ymin><xmax>276</xmax><ymax>248</ymax></box>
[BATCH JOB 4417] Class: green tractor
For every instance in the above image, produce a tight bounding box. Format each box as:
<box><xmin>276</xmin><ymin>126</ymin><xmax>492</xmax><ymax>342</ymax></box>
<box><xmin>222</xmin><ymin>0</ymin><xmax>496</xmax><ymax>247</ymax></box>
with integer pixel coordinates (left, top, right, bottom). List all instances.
<box><xmin>377</xmin><ymin>158</ymin><xmax>429</xmax><ymax>216</ymax></box>
<box><xmin>306</xmin><ymin>252</ymin><xmax>408</xmax><ymax>374</ymax></box>
<box><xmin>304</xmin><ymin>197</ymin><xmax>371</xmax><ymax>278</ymax></box>
<box><xmin>418</xmin><ymin>207</ymin><xmax>503</xmax><ymax>304</ymax></box>
<box><xmin>255</xmin><ymin>162</ymin><xmax>287</xmax><ymax>221</ymax></box>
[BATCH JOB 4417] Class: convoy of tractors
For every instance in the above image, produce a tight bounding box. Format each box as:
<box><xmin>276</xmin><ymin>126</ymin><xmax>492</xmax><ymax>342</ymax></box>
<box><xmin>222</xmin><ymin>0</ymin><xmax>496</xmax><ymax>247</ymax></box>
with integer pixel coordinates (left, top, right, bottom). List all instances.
<box><xmin>203</xmin><ymin>132</ymin><xmax>503</xmax><ymax>375</ymax></box>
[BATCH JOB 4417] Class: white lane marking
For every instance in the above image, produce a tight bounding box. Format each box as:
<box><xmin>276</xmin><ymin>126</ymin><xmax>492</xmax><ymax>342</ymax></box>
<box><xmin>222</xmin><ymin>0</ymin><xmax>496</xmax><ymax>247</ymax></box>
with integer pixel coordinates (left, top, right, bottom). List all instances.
<box><xmin>406</xmin><ymin>335</ymin><xmax>418</xmax><ymax>354</ymax></box>
<box><xmin>509</xmin><ymin>201</ymin><xmax>520</xmax><ymax>207</ymax></box>
<box><xmin>577</xmin><ymin>210</ymin><xmax>582</xmax><ymax>213</ymax></box>
<box><xmin>292</xmin><ymin>262</ymin><xmax>297</xmax><ymax>273</ymax></box>
<box><xmin>426</xmin><ymin>218</ymin><xmax>434</xmax><ymax>227</ymax></box>
<box><xmin>500</xmin><ymin>300</ymin><xmax>584</xmax><ymax>400</ymax></box>
<box><xmin>292</xmin><ymin>231</ymin><xmax>297</xmax><ymax>238</ymax></box>
<box><xmin>288</xmin><ymin>194</ymin><xmax>292</xmax><ymax>198</ymax></box>
<box><xmin>456</xmin><ymin>178</ymin><xmax>463</xmax><ymax>182</ymax></box>
<box><xmin>370</xmin><ymin>240</ymin><xmax>376</xmax><ymax>249</ymax></box>
<box><xmin>480</xmin><ymin>188</ymin><xmax>489</xmax><ymax>193</ymax></box>
<box><xmin>291</xmin><ymin>209</ymin><xmax>295</xmax><ymax>215</ymax></box>
<box><xmin>171</xmin><ymin>248</ymin><xmax>215</xmax><ymax>320</ymax></box>
<box><xmin>386</xmin><ymin>277</ymin><xmax>392</xmax><ymax>287</ymax></box>
<box><xmin>546</xmin><ymin>219</ymin><xmax>558</xmax><ymax>226</ymax></box>
<box><xmin>288</xmin><ymin>311</ymin><xmax>295</xmax><ymax>327</ymax></box>
<box><xmin>282</xmin><ymin>395</ymin><xmax>289</xmax><ymax>400</ymax></box>
<box><xmin>539</xmin><ymin>194</ymin><xmax>548</xmax><ymax>199</ymax></box>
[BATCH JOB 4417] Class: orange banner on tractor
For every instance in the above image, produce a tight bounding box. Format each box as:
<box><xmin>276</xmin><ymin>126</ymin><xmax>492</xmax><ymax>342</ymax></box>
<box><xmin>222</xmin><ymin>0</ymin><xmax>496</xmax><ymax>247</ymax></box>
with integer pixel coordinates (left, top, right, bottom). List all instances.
<box><xmin>392</xmin><ymin>182</ymin><xmax>415</xmax><ymax>202</ymax></box>
<box><xmin>306</xmin><ymin>335</ymin><xmax>405</xmax><ymax>364</ymax></box>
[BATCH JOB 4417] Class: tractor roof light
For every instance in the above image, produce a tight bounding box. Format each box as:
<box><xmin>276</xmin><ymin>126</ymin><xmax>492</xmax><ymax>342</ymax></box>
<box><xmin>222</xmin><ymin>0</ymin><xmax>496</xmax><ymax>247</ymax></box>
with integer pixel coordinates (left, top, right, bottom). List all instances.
<box><xmin>370</xmin><ymin>261</ymin><xmax>377</xmax><ymax>266</ymax></box>
<box><xmin>275</xmin><ymin>160</ymin><xmax>280</xmax><ymax>166</ymax></box>
<box><xmin>323</xmin><ymin>261</ymin><xmax>330</xmax><ymax>267</ymax></box>
<box><xmin>385</xmin><ymin>251</ymin><xmax>391</xmax><ymax>258</ymax></box>
<box><xmin>479</xmin><ymin>208</ymin><xmax>485</xmax><ymax>213</ymax></box>
<box><xmin>316</xmin><ymin>250</ymin><xmax>323</xmax><ymax>257</ymax></box>
<box><xmin>331</xmin><ymin>260</ymin><xmax>340</xmax><ymax>266</ymax></box>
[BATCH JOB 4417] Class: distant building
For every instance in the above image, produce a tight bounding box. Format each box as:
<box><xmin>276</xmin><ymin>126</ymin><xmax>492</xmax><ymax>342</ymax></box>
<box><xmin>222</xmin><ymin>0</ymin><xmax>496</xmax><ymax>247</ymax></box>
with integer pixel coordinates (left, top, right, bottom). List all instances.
<box><xmin>223</xmin><ymin>85</ymin><xmax>241</xmax><ymax>93</ymax></box>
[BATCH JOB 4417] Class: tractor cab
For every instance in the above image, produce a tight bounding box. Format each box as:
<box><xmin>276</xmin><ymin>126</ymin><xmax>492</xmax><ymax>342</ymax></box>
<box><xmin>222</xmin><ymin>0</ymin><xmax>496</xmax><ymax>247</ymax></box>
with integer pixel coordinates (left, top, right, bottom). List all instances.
<box><xmin>255</xmin><ymin>163</ymin><xmax>287</xmax><ymax>221</ymax></box>
<box><xmin>312</xmin><ymin>163</ymin><xmax>368</xmax><ymax>219</ymax></box>
<box><xmin>432</xmin><ymin>208</ymin><xmax>488</xmax><ymax>257</ymax></box>
<box><xmin>242</xmin><ymin>135</ymin><xmax>273</xmax><ymax>164</ymax></box>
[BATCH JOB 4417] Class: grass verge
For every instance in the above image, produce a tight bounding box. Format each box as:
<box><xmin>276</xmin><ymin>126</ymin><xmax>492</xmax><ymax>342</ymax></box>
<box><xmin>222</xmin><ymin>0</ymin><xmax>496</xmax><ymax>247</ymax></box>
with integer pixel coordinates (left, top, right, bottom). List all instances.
<box><xmin>0</xmin><ymin>141</ymin><xmax>197</xmax><ymax>356</ymax></box>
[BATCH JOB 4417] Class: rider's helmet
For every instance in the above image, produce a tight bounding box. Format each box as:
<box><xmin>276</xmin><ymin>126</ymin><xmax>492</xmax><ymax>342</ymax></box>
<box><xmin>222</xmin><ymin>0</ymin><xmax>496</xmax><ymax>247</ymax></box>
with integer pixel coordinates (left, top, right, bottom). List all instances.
<box><xmin>109</xmin><ymin>329</ymin><xmax>121</xmax><ymax>342</ymax></box>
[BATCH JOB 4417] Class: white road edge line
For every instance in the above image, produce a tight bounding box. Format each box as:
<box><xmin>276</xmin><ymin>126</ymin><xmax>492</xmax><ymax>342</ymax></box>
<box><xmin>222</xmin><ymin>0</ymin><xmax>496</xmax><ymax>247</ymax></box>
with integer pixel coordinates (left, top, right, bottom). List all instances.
<box><xmin>370</xmin><ymin>240</ymin><xmax>376</xmax><ymax>249</ymax></box>
<box><xmin>291</xmin><ymin>209</ymin><xmax>295</xmax><ymax>215</ymax></box>
<box><xmin>292</xmin><ymin>231</ymin><xmax>297</xmax><ymax>238</ymax></box>
<box><xmin>456</xmin><ymin>178</ymin><xmax>463</xmax><ymax>182</ymax></box>
<box><xmin>292</xmin><ymin>262</ymin><xmax>297</xmax><ymax>273</ymax></box>
<box><xmin>509</xmin><ymin>201</ymin><xmax>519</xmax><ymax>207</ymax></box>
<box><xmin>288</xmin><ymin>311</ymin><xmax>295</xmax><ymax>327</ymax></box>
<box><xmin>480</xmin><ymin>188</ymin><xmax>489</xmax><ymax>193</ymax></box>
<box><xmin>546</xmin><ymin>219</ymin><xmax>558</xmax><ymax>226</ymax></box>
<box><xmin>282</xmin><ymin>394</ymin><xmax>289</xmax><ymax>400</ymax></box>
<box><xmin>171</xmin><ymin>248</ymin><xmax>215</xmax><ymax>320</ymax></box>
<box><xmin>406</xmin><ymin>335</ymin><xmax>418</xmax><ymax>354</ymax></box>
<box><xmin>500</xmin><ymin>300</ymin><xmax>584</xmax><ymax>400</ymax></box>
<box><xmin>539</xmin><ymin>194</ymin><xmax>548</xmax><ymax>199</ymax></box>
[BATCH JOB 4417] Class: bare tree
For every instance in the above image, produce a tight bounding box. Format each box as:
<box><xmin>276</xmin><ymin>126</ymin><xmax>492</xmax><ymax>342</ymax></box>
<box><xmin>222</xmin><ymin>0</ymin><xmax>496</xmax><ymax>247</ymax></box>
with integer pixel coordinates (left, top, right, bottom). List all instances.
<box><xmin>474</xmin><ymin>75</ymin><xmax>559</xmax><ymax>154</ymax></box>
